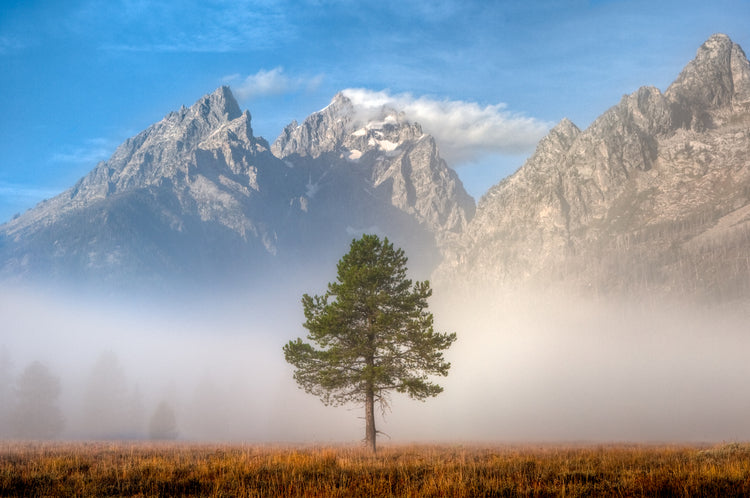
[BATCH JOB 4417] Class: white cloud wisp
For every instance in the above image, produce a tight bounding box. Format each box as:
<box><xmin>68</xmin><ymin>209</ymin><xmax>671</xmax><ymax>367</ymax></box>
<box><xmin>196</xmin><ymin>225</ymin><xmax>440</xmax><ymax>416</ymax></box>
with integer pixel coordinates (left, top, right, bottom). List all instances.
<box><xmin>342</xmin><ymin>88</ymin><xmax>552</xmax><ymax>165</ymax></box>
<box><xmin>227</xmin><ymin>67</ymin><xmax>324</xmax><ymax>101</ymax></box>
<box><xmin>85</xmin><ymin>0</ymin><xmax>294</xmax><ymax>53</ymax></box>
<box><xmin>51</xmin><ymin>137</ymin><xmax>119</xmax><ymax>165</ymax></box>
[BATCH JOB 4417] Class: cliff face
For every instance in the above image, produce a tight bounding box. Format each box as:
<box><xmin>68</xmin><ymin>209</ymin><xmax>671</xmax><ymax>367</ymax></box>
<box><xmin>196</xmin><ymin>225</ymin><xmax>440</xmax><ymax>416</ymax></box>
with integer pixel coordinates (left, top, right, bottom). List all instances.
<box><xmin>0</xmin><ymin>88</ymin><xmax>475</xmax><ymax>287</ymax></box>
<box><xmin>438</xmin><ymin>34</ymin><xmax>750</xmax><ymax>302</ymax></box>
<box><xmin>272</xmin><ymin>91</ymin><xmax>475</xmax><ymax>251</ymax></box>
<box><xmin>0</xmin><ymin>87</ymin><xmax>293</xmax><ymax>285</ymax></box>
<box><xmin>3</xmin><ymin>34</ymin><xmax>749</xmax><ymax>301</ymax></box>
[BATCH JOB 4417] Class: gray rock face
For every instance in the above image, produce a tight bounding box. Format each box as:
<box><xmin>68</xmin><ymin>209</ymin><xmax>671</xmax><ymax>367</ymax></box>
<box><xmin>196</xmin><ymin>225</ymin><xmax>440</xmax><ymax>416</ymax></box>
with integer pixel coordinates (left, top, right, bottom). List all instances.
<box><xmin>438</xmin><ymin>34</ymin><xmax>750</xmax><ymax>302</ymax></box>
<box><xmin>272</xmin><ymin>92</ymin><xmax>475</xmax><ymax>253</ymax></box>
<box><xmin>272</xmin><ymin>93</ymin><xmax>356</xmax><ymax>159</ymax></box>
<box><xmin>368</xmin><ymin>127</ymin><xmax>474</xmax><ymax>243</ymax></box>
<box><xmin>666</xmin><ymin>34</ymin><xmax>750</xmax><ymax>123</ymax></box>
<box><xmin>0</xmin><ymin>87</ymin><xmax>294</xmax><ymax>285</ymax></box>
<box><xmin>0</xmin><ymin>87</ymin><xmax>474</xmax><ymax>288</ymax></box>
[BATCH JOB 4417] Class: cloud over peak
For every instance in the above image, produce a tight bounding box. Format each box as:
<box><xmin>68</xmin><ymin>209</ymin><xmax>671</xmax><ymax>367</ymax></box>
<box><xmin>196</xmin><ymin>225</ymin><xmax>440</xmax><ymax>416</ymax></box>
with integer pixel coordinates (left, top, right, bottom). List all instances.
<box><xmin>50</xmin><ymin>137</ymin><xmax>119</xmax><ymax>165</ymax></box>
<box><xmin>226</xmin><ymin>68</ymin><xmax>324</xmax><ymax>101</ymax></box>
<box><xmin>341</xmin><ymin>89</ymin><xmax>552</xmax><ymax>165</ymax></box>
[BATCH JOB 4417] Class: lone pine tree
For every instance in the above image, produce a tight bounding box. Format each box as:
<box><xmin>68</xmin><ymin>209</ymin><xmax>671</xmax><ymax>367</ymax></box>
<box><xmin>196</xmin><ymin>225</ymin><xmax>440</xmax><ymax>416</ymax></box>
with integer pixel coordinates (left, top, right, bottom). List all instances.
<box><xmin>283</xmin><ymin>234</ymin><xmax>456</xmax><ymax>452</ymax></box>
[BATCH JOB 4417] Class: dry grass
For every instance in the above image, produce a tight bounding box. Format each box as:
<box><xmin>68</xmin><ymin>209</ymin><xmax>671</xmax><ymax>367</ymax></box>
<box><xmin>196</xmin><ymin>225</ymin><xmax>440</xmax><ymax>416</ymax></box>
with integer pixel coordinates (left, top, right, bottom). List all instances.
<box><xmin>1</xmin><ymin>441</ymin><xmax>750</xmax><ymax>496</ymax></box>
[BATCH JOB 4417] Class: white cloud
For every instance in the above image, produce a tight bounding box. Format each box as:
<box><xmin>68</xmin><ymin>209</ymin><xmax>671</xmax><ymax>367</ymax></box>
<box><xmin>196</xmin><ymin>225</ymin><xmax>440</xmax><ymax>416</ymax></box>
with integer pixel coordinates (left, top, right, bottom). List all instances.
<box><xmin>0</xmin><ymin>182</ymin><xmax>60</xmax><ymax>201</ymax></box>
<box><xmin>341</xmin><ymin>88</ymin><xmax>552</xmax><ymax>164</ymax></box>
<box><xmin>231</xmin><ymin>67</ymin><xmax>290</xmax><ymax>99</ymax></box>
<box><xmin>0</xmin><ymin>35</ymin><xmax>26</xmax><ymax>54</ymax></box>
<box><xmin>51</xmin><ymin>137</ymin><xmax>119</xmax><ymax>165</ymax></box>
<box><xmin>82</xmin><ymin>0</ymin><xmax>295</xmax><ymax>53</ymax></box>
<box><xmin>227</xmin><ymin>67</ymin><xmax>324</xmax><ymax>100</ymax></box>
<box><xmin>0</xmin><ymin>181</ymin><xmax>61</xmax><ymax>222</ymax></box>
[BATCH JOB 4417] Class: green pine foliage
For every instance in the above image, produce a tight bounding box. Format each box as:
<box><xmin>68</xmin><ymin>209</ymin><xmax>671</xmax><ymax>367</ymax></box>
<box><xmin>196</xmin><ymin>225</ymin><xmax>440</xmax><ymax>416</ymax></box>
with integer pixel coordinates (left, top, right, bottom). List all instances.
<box><xmin>283</xmin><ymin>234</ymin><xmax>456</xmax><ymax>451</ymax></box>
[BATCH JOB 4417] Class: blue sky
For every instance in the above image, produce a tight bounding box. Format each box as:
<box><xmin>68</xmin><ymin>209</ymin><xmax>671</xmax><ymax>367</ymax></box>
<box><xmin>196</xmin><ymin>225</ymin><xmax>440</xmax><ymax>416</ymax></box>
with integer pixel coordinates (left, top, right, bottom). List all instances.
<box><xmin>0</xmin><ymin>0</ymin><xmax>748</xmax><ymax>223</ymax></box>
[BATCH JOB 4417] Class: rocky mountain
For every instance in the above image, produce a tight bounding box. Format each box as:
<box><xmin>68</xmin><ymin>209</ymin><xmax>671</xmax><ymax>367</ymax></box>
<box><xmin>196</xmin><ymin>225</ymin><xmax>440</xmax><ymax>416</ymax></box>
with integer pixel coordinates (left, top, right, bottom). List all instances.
<box><xmin>3</xmin><ymin>33</ymin><xmax>747</xmax><ymax>301</ymax></box>
<box><xmin>437</xmin><ymin>34</ymin><xmax>750</xmax><ymax>302</ymax></box>
<box><xmin>272</xmin><ymin>91</ymin><xmax>475</xmax><ymax>255</ymax></box>
<box><xmin>0</xmin><ymin>88</ymin><xmax>474</xmax><ymax>288</ymax></box>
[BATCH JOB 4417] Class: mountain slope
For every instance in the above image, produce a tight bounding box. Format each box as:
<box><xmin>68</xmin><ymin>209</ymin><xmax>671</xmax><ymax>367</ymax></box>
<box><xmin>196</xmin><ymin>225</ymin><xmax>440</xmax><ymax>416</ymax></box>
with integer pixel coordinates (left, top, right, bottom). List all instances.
<box><xmin>437</xmin><ymin>34</ymin><xmax>750</xmax><ymax>302</ymax></box>
<box><xmin>0</xmin><ymin>88</ymin><xmax>474</xmax><ymax>287</ymax></box>
<box><xmin>272</xmin><ymin>91</ymin><xmax>475</xmax><ymax>253</ymax></box>
<box><xmin>1</xmin><ymin>87</ymin><xmax>289</xmax><ymax>284</ymax></box>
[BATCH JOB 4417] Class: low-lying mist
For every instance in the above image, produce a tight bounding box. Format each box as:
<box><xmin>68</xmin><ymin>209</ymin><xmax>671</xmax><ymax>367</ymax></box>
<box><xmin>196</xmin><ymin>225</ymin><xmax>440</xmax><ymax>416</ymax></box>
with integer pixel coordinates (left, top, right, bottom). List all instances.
<box><xmin>2</xmin><ymin>282</ymin><xmax>749</xmax><ymax>443</ymax></box>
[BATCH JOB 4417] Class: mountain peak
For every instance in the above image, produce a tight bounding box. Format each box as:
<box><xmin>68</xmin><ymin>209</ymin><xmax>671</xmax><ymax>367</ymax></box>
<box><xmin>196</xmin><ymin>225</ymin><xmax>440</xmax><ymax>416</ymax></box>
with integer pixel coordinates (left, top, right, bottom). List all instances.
<box><xmin>528</xmin><ymin>117</ymin><xmax>579</xmax><ymax>161</ymax></box>
<box><xmin>272</xmin><ymin>91</ymin><xmax>420</xmax><ymax>159</ymax></box>
<box><xmin>666</xmin><ymin>33</ymin><xmax>750</xmax><ymax>112</ymax></box>
<box><xmin>196</xmin><ymin>86</ymin><xmax>243</xmax><ymax>123</ymax></box>
<box><xmin>321</xmin><ymin>91</ymin><xmax>357</xmax><ymax>121</ymax></box>
<box><xmin>439</xmin><ymin>35</ymin><xmax>750</xmax><ymax>301</ymax></box>
<box><xmin>550</xmin><ymin>118</ymin><xmax>580</xmax><ymax>138</ymax></box>
<box><xmin>330</xmin><ymin>91</ymin><xmax>352</xmax><ymax>106</ymax></box>
<box><xmin>704</xmin><ymin>33</ymin><xmax>733</xmax><ymax>50</ymax></box>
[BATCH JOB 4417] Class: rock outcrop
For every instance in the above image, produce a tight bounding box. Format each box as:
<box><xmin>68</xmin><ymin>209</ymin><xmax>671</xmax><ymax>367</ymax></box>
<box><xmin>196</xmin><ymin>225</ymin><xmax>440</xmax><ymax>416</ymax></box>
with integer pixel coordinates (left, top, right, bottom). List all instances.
<box><xmin>437</xmin><ymin>34</ymin><xmax>750</xmax><ymax>302</ymax></box>
<box><xmin>4</xmin><ymin>33</ymin><xmax>748</xmax><ymax>302</ymax></box>
<box><xmin>272</xmin><ymin>91</ymin><xmax>475</xmax><ymax>251</ymax></box>
<box><xmin>0</xmin><ymin>88</ymin><xmax>474</xmax><ymax>287</ymax></box>
<box><xmin>0</xmin><ymin>87</ymin><xmax>295</xmax><ymax>285</ymax></box>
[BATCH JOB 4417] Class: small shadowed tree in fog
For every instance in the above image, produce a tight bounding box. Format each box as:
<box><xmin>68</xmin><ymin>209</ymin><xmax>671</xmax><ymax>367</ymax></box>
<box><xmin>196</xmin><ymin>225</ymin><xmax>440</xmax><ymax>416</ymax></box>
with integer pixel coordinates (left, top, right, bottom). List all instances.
<box><xmin>149</xmin><ymin>401</ymin><xmax>178</xmax><ymax>440</ymax></box>
<box><xmin>283</xmin><ymin>234</ymin><xmax>456</xmax><ymax>452</ymax></box>
<box><xmin>10</xmin><ymin>361</ymin><xmax>64</xmax><ymax>439</ymax></box>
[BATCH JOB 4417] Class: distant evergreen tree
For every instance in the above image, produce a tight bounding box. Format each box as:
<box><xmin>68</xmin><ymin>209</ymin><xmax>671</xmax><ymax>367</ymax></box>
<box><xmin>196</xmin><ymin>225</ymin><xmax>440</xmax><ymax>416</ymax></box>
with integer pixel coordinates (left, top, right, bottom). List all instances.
<box><xmin>149</xmin><ymin>401</ymin><xmax>178</xmax><ymax>440</ymax></box>
<box><xmin>284</xmin><ymin>234</ymin><xmax>455</xmax><ymax>452</ymax></box>
<box><xmin>10</xmin><ymin>361</ymin><xmax>64</xmax><ymax>439</ymax></box>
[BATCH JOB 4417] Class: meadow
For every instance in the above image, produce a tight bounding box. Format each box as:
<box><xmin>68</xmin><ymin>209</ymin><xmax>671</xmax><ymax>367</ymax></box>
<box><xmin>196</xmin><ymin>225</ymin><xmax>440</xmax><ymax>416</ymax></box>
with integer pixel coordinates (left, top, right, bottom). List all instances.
<box><xmin>1</xmin><ymin>441</ymin><xmax>750</xmax><ymax>496</ymax></box>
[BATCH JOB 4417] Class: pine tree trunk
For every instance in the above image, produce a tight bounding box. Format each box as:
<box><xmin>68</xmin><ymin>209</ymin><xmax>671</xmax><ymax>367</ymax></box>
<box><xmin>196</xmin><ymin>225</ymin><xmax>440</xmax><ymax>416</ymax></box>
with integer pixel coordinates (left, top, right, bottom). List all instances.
<box><xmin>365</xmin><ymin>384</ymin><xmax>376</xmax><ymax>453</ymax></box>
<box><xmin>365</xmin><ymin>322</ymin><xmax>377</xmax><ymax>453</ymax></box>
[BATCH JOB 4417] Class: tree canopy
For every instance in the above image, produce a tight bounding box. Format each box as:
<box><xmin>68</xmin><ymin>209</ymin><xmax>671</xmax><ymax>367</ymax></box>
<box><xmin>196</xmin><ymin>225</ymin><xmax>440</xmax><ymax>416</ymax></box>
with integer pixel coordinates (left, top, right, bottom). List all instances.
<box><xmin>283</xmin><ymin>234</ymin><xmax>456</xmax><ymax>452</ymax></box>
<box><xmin>10</xmin><ymin>361</ymin><xmax>64</xmax><ymax>439</ymax></box>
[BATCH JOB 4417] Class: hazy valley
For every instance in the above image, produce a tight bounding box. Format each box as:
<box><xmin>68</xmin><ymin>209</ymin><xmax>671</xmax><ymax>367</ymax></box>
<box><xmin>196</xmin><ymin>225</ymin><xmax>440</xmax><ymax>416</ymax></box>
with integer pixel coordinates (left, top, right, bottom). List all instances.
<box><xmin>1</xmin><ymin>34</ymin><xmax>750</xmax><ymax>444</ymax></box>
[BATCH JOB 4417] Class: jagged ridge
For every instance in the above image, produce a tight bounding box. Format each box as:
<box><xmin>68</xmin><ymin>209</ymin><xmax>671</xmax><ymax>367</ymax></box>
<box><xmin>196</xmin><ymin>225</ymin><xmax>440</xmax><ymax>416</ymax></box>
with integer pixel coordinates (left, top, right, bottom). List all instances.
<box><xmin>438</xmin><ymin>34</ymin><xmax>750</xmax><ymax>302</ymax></box>
<box><xmin>272</xmin><ymin>91</ymin><xmax>475</xmax><ymax>247</ymax></box>
<box><xmin>0</xmin><ymin>87</ymin><xmax>475</xmax><ymax>287</ymax></box>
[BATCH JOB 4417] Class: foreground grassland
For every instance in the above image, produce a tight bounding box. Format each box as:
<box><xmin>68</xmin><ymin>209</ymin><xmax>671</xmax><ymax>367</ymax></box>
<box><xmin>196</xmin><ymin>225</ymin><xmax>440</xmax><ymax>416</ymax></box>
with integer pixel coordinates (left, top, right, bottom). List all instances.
<box><xmin>1</xmin><ymin>442</ymin><xmax>750</xmax><ymax>496</ymax></box>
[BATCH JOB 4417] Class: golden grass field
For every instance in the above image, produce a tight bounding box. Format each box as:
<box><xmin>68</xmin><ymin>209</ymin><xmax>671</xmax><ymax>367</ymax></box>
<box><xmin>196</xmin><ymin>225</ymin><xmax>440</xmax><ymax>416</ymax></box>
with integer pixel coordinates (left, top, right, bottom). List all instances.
<box><xmin>1</xmin><ymin>441</ymin><xmax>750</xmax><ymax>496</ymax></box>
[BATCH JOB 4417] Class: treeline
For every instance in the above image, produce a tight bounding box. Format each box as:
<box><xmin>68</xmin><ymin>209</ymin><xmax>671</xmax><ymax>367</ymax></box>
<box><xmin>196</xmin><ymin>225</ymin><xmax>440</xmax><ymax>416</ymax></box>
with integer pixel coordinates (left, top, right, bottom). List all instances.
<box><xmin>552</xmin><ymin>205</ymin><xmax>750</xmax><ymax>302</ymax></box>
<box><xmin>0</xmin><ymin>347</ymin><xmax>177</xmax><ymax>440</ymax></box>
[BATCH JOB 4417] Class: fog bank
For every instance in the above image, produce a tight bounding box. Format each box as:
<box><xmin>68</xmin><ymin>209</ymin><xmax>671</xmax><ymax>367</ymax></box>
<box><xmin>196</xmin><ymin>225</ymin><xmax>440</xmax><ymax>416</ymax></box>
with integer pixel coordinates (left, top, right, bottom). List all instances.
<box><xmin>2</xmin><ymin>284</ymin><xmax>749</xmax><ymax>443</ymax></box>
